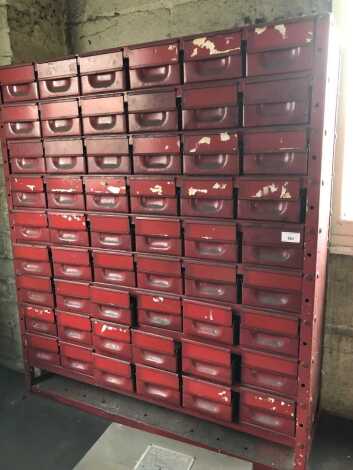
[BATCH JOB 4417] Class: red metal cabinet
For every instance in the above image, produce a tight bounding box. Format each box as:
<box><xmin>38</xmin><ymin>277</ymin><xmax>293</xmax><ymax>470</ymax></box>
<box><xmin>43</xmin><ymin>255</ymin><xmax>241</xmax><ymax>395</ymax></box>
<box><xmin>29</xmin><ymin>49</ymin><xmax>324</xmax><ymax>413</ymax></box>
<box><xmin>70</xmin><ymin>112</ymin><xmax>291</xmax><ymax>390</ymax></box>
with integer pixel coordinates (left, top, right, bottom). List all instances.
<box><xmin>39</xmin><ymin>99</ymin><xmax>80</xmax><ymax>138</ymax></box>
<box><xmin>84</xmin><ymin>176</ymin><xmax>128</xmax><ymax>213</ymax></box>
<box><xmin>88</xmin><ymin>214</ymin><xmax>131</xmax><ymax>251</ymax></box>
<box><xmin>1</xmin><ymin>103</ymin><xmax>40</xmax><ymax>140</ymax></box>
<box><xmin>127</xmin><ymin>41</ymin><xmax>180</xmax><ymax>89</ymax></box>
<box><xmin>79</xmin><ymin>50</ymin><xmax>125</xmax><ymax>95</ymax></box>
<box><xmin>182</xmin><ymin>83</ymin><xmax>239</xmax><ymax>130</ymax></box>
<box><xmin>136</xmin><ymin>364</ymin><xmax>180</xmax><ymax>406</ymax></box>
<box><xmin>80</xmin><ymin>94</ymin><xmax>126</xmax><ymax>135</ymax></box>
<box><xmin>132</xmin><ymin>135</ymin><xmax>181</xmax><ymax>174</ymax></box>
<box><xmin>127</xmin><ymin>89</ymin><xmax>178</xmax><ymax>132</ymax></box>
<box><xmin>54</xmin><ymin>279</ymin><xmax>91</xmax><ymax>315</ymax></box>
<box><xmin>132</xmin><ymin>329</ymin><xmax>178</xmax><ymax>372</ymax></box>
<box><xmin>183</xmin><ymin>132</ymin><xmax>238</xmax><ymax>175</ymax></box>
<box><xmin>13</xmin><ymin>244</ymin><xmax>51</xmax><ymax>277</ymax></box>
<box><xmin>0</xmin><ymin>64</ymin><xmax>38</xmax><ymax>103</ymax></box>
<box><xmin>85</xmin><ymin>136</ymin><xmax>130</xmax><ymax>174</ymax></box>
<box><xmin>130</xmin><ymin>176</ymin><xmax>177</xmax><ymax>216</ymax></box>
<box><xmin>136</xmin><ymin>254</ymin><xmax>182</xmax><ymax>295</ymax></box>
<box><xmin>46</xmin><ymin>176</ymin><xmax>84</xmax><ymax>210</ymax></box>
<box><xmin>36</xmin><ymin>58</ymin><xmax>79</xmax><ymax>99</ymax></box>
<box><xmin>44</xmin><ymin>138</ymin><xmax>85</xmax><ymax>174</ymax></box>
<box><xmin>93</xmin><ymin>353</ymin><xmax>133</xmax><ymax>393</ymax></box>
<box><xmin>92</xmin><ymin>319</ymin><xmax>131</xmax><ymax>360</ymax></box>
<box><xmin>135</xmin><ymin>217</ymin><xmax>181</xmax><ymax>256</ymax></box>
<box><xmin>183</xmin><ymin>32</ymin><xmax>242</xmax><ymax>83</ymax></box>
<box><xmin>137</xmin><ymin>292</ymin><xmax>182</xmax><ymax>332</ymax></box>
<box><xmin>7</xmin><ymin>140</ymin><xmax>45</xmax><ymax>174</ymax></box>
<box><xmin>48</xmin><ymin>211</ymin><xmax>88</xmax><ymax>246</ymax></box>
<box><xmin>90</xmin><ymin>285</ymin><xmax>132</xmax><ymax>325</ymax></box>
<box><xmin>92</xmin><ymin>250</ymin><xmax>135</xmax><ymax>287</ymax></box>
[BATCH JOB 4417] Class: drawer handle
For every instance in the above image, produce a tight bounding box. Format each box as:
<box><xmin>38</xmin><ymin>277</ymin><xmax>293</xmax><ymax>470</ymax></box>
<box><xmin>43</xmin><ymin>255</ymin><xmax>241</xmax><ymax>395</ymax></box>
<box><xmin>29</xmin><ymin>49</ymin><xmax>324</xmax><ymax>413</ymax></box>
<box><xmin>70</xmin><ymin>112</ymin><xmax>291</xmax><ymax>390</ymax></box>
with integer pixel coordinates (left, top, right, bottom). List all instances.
<box><xmin>67</xmin><ymin>359</ymin><xmax>89</xmax><ymax>372</ymax></box>
<box><xmin>249</xmin><ymin>201</ymin><xmax>288</xmax><ymax>215</ymax></box>
<box><xmin>63</xmin><ymin>327</ymin><xmax>85</xmax><ymax>341</ymax></box>
<box><xmin>89</xmin><ymin>115</ymin><xmax>116</xmax><ymax>131</ymax></box>
<box><xmin>194</xmin><ymin>280</ymin><xmax>225</xmax><ymax>297</ymax></box>
<box><xmin>191</xmin><ymin>360</ymin><xmax>220</xmax><ymax>377</ymax></box>
<box><xmin>193</xmin><ymin>397</ymin><xmax>220</xmax><ymax>415</ymax></box>
<box><xmin>15</xmin><ymin>158</ymin><xmax>37</xmax><ymax>169</ymax></box>
<box><xmin>254</xmin><ymin>289</ymin><xmax>290</xmax><ymax>307</ymax></box>
<box><xmin>251</xmin><ymin>246</ymin><xmax>292</xmax><ymax>263</ymax></box>
<box><xmin>194</xmin><ymin>56</ymin><xmax>231</xmax><ymax>75</ymax></box>
<box><xmin>27</xmin><ymin>291</ymin><xmax>47</xmax><ymax>303</ymax></box>
<box><xmin>88</xmin><ymin>72</ymin><xmax>115</xmax><ymax>88</ymax></box>
<box><xmin>135</xmin><ymin>112</ymin><xmax>168</xmax><ymax>127</ymax></box>
<box><xmin>254</xmin><ymin>152</ymin><xmax>296</xmax><ymax>167</ymax></box>
<box><xmin>255</xmin><ymin>102</ymin><xmax>297</xmax><ymax>116</ymax></box>
<box><xmin>145</xmin><ymin>384</ymin><xmax>171</xmax><ymax>399</ymax></box>
<box><xmin>144</xmin><ymin>311</ymin><xmax>172</xmax><ymax>327</ymax></box>
<box><xmin>21</xmin><ymin>262</ymin><xmax>43</xmax><ymax>274</ymax></box>
<box><xmin>102</xmin><ymin>373</ymin><xmax>126</xmax><ymax>387</ymax></box>
<box><xmin>30</xmin><ymin>321</ymin><xmax>50</xmax><ymax>332</ymax></box>
<box><xmin>191</xmin><ymin>320</ymin><xmax>223</xmax><ymax>338</ymax></box>
<box><xmin>62</xmin><ymin>298</ymin><xmax>85</xmax><ymax>310</ymax></box>
<box><xmin>93</xmin><ymin>155</ymin><xmax>121</xmax><ymax>169</ymax></box>
<box><xmin>9</xmin><ymin>122</ymin><xmax>34</xmax><ymax>135</ymax></box>
<box><xmin>144</xmin><ymin>236</ymin><xmax>172</xmax><ymax>252</ymax></box>
<box><xmin>141</xmin><ymin>349</ymin><xmax>165</xmax><ymax>365</ymax></box>
<box><xmin>47</xmin><ymin>119</ymin><xmax>74</xmax><ymax>132</ymax></box>
<box><xmin>98</xmin><ymin>233</ymin><xmax>124</xmax><ymax>247</ymax></box>
<box><xmin>57</xmin><ymin>231</ymin><xmax>80</xmax><ymax>242</ymax></box>
<box><xmin>145</xmin><ymin>274</ymin><xmax>172</xmax><ymax>289</ymax></box>
<box><xmin>61</xmin><ymin>265</ymin><xmax>83</xmax><ymax>278</ymax></box>
<box><xmin>191</xmin><ymin>198</ymin><xmax>224</xmax><ymax>214</ymax></box>
<box><xmin>101</xmin><ymin>340</ymin><xmax>124</xmax><ymax>352</ymax></box>
<box><xmin>52</xmin><ymin>193</ymin><xmax>76</xmax><ymax>205</ymax></box>
<box><xmin>191</xmin><ymin>153</ymin><xmax>229</xmax><ymax>170</ymax></box>
<box><xmin>193</xmin><ymin>107</ymin><xmax>227</xmax><ymax>123</ymax></box>
<box><xmin>251</xmin><ymin>331</ymin><xmax>286</xmax><ymax>349</ymax></box>
<box><xmin>44</xmin><ymin>78</ymin><xmax>72</xmax><ymax>93</ymax></box>
<box><xmin>259</xmin><ymin>47</ymin><xmax>303</xmax><ymax>68</ymax></box>
<box><xmin>139</xmin><ymin>155</ymin><xmax>172</xmax><ymax>169</ymax></box>
<box><xmin>6</xmin><ymin>84</ymin><xmax>32</xmax><ymax>97</ymax></box>
<box><xmin>93</xmin><ymin>195</ymin><xmax>119</xmax><ymax>208</ymax></box>
<box><xmin>195</xmin><ymin>241</ymin><xmax>226</xmax><ymax>256</ymax></box>
<box><xmin>51</xmin><ymin>156</ymin><xmax>77</xmax><ymax>170</ymax></box>
<box><xmin>135</xmin><ymin>65</ymin><xmax>170</xmax><ymax>83</ymax></box>
<box><xmin>20</xmin><ymin>227</ymin><xmax>43</xmax><ymax>239</ymax></box>
<box><xmin>102</xmin><ymin>269</ymin><xmax>126</xmax><ymax>282</ymax></box>
<box><xmin>250</xmin><ymin>369</ymin><xmax>287</xmax><ymax>389</ymax></box>
<box><xmin>250</xmin><ymin>411</ymin><xmax>283</xmax><ymax>430</ymax></box>
<box><xmin>140</xmin><ymin>196</ymin><xmax>167</xmax><ymax>210</ymax></box>
<box><xmin>97</xmin><ymin>305</ymin><xmax>124</xmax><ymax>321</ymax></box>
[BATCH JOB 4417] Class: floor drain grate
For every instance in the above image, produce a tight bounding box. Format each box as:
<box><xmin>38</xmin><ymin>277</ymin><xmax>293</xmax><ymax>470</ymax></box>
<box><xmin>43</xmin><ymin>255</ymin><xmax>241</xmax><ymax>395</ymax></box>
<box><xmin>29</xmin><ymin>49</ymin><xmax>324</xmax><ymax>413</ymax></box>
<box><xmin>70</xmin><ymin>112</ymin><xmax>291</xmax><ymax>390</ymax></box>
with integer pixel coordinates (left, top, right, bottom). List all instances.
<box><xmin>134</xmin><ymin>444</ymin><xmax>195</xmax><ymax>470</ymax></box>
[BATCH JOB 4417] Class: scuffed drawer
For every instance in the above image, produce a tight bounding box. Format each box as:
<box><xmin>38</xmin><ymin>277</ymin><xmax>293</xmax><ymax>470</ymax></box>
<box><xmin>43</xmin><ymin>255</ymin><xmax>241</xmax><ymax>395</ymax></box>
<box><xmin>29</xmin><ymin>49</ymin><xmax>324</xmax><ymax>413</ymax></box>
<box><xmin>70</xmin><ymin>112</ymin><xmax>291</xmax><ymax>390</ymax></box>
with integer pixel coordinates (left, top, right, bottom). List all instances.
<box><xmin>17</xmin><ymin>275</ymin><xmax>53</xmax><ymax>307</ymax></box>
<box><xmin>92</xmin><ymin>319</ymin><xmax>131</xmax><ymax>360</ymax></box>
<box><xmin>10</xmin><ymin>176</ymin><xmax>45</xmax><ymax>209</ymax></box>
<box><xmin>183</xmin><ymin>299</ymin><xmax>234</xmax><ymax>346</ymax></box>
<box><xmin>80</xmin><ymin>94</ymin><xmax>126</xmax><ymax>135</ymax></box>
<box><xmin>93</xmin><ymin>353</ymin><xmax>133</xmax><ymax>393</ymax></box>
<box><xmin>242</xmin><ymin>130</ymin><xmax>308</xmax><ymax>175</ymax></box>
<box><xmin>52</xmin><ymin>246</ymin><xmax>92</xmax><ymax>281</ymax></box>
<box><xmin>90</xmin><ymin>285</ymin><xmax>132</xmax><ymax>325</ymax></box>
<box><xmin>48</xmin><ymin>211</ymin><xmax>88</xmax><ymax>246</ymax></box>
<box><xmin>60</xmin><ymin>342</ymin><xmax>93</xmax><ymax>376</ymax></box>
<box><xmin>57</xmin><ymin>310</ymin><xmax>92</xmax><ymax>346</ymax></box>
<box><xmin>44</xmin><ymin>138</ymin><xmax>85</xmax><ymax>174</ymax></box>
<box><xmin>54</xmin><ymin>279</ymin><xmax>90</xmax><ymax>315</ymax></box>
<box><xmin>130</xmin><ymin>176</ymin><xmax>177</xmax><ymax>216</ymax></box>
<box><xmin>136</xmin><ymin>254</ymin><xmax>182</xmax><ymax>295</ymax></box>
<box><xmin>182</xmin><ymin>376</ymin><xmax>232</xmax><ymax>422</ymax></box>
<box><xmin>183</xmin><ymin>32</ymin><xmax>242</xmax><ymax>83</ymax></box>
<box><xmin>136</xmin><ymin>364</ymin><xmax>180</xmax><ymax>406</ymax></box>
<box><xmin>46</xmin><ymin>176</ymin><xmax>84</xmax><ymax>210</ymax></box>
<box><xmin>37</xmin><ymin>58</ymin><xmax>78</xmax><ymax>99</ymax></box>
<box><xmin>127</xmin><ymin>41</ymin><xmax>180</xmax><ymax>89</ymax></box>
<box><xmin>182</xmin><ymin>339</ymin><xmax>233</xmax><ymax>385</ymax></box>
<box><xmin>13</xmin><ymin>244</ymin><xmax>51</xmax><ymax>277</ymax></box>
<box><xmin>11</xmin><ymin>211</ymin><xmax>49</xmax><ymax>244</ymax></box>
<box><xmin>85</xmin><ymin>136</ymin><xmax>130</xmax><ymax>174</ymax></box>
<box><xmin>7</xmin><ymin>139</ymin><xmax>45</xmax><ymax>174</ymax></box>
<box><xmin>84</xmin><ymin>176</ymin><xmax>128</xmax><ymax>213</ymax></box>
<box><xmin>137</xmin><ymin>292</ymin><xmax>181</xmax><ymax>332</ymax></box>
<box><xmin>22</xmin><ymin>305</ymin><xmax>57</xmax><ymax>337</ymax></box>
<box><xmin>39</xmin><ymin>99</ymin><xmax>80</xmax><ymax>138</ymax></box>
<box><xmin>2</xmin><ymin>103</ymin><xmax>40</xmax><ymax>140</ymax></box>
<box><xmin>132</xmin><ymin>329</ymin><xmax>178</xmax><ymax>372</ymax></box>
<box><xmin>132</xmin><ymin>135</ymin><xmax>181</xmax><ymax>174</ymax></box>
<box><xmin>88</xmin><ymin>214</ymin><xmax>131</xmax><ymax>251</ymax></box>
<box><xmin>135</xmin><ymin>217</ymin><xmax>181</xmax><ymax>256</ymax></box>
<box><xmin>0</xmin><ymin>64</ymin><xmax>38</xmax><ymax>103</ymax></box>
<box><xmin>25</xmin><ymin>333</ymin><xmax>59</xmax><ymax>367</ymax></box>
<box><xmin>92</xmin><ymin>250</ymin><xmax>135</xmax><ymax>287</ymax></box>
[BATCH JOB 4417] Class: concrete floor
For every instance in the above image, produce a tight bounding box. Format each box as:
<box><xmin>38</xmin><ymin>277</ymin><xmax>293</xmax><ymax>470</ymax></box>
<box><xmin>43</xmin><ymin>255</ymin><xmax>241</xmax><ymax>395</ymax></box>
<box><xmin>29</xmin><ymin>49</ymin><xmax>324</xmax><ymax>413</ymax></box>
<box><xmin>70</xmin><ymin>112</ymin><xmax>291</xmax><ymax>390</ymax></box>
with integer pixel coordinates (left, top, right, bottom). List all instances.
<box><xmin>0</xmin><ymin>366</ymin><xmax>352</xmax><ymax>470</ymax></box>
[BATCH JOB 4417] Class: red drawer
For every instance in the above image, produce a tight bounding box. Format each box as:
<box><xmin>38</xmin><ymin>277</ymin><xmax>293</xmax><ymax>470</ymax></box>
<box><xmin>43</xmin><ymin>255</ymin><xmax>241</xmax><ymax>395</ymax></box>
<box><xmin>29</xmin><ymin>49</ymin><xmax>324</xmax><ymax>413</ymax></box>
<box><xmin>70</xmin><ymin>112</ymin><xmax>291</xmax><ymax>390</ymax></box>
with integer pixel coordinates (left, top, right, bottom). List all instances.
<box><xmin>183</xmin><ymin>299</ymin><xmax>234</xmax><ymax>345</ymax></box>
<box><xmin>242</xmin><ymin>130</ymin><xmax>308</xmax><ymax>175</ymax></box>
<box><xmin>90</xmin><ymin>285</ymin><xmax>132</xmax><ymax>325</ymax></box>
<box><xmin>2</xmin><ymin>103</ymin><xmax>40</xmax><ymax>140</ymax></box>
<box><xmin>25</xmin><ymin>317</ymin><xmax>57</xmax><ymax>337</ymax></box>
<box><xmin>247</xmin><ymin>20</ymin><xmax>314</xmax><ymax>77</ymax></box>
<box><xmin>135</xmin><ymin>217</ymin><xmax>181</xmax><ymax>256</ymax></box>
<box><xmin>13</xmin><ymin>244</ymin><xmax>51</xmax><ymax>277</ymax></box>
<box><xmin>244</xmin><ymin>77</ymin><xmax>311</xmax><ymax>127</ymax></box>
<box><xmin>239</xmin><ymin>389</ymin><xmax>295</xmax><ymax>436</ymax></box>
<box><xmin>85</xmin><ymin>136</ymin><xmax>130</xmax><ymax>174</ymax></box>
<box><xmin>44</xmin><ymin>138</ymin><xmax>85</xmax><ymax>174</ymax></box>
<box><xmin>60</xmin><ymin>342</ymin><xmax>93</xmax><ymax>376</ymax></box>
<box><xmin>57</xmin><ymin>310</ymin><xmax>92</xmax><ymax>346</ymax></box>
<box><xmin>22</xmin><ymin>305</ymin><xmax>56</xmax><ymax>336</ymax></box>
<box><xmin>180</xmin><ymin>177</ymin><xmax>234</xmax><ymax>219</ymax></box>
<box><xmin>52</xmin><ymin>247</ymin><xmax>91</xmax><ymax>281</ymax></box>
<box><xmin>54</xmin><ymin>279</ymin><xmax>90</xmax><ymax>315</ymax></box>
<box><xmin>84</xmin><ymin>176</ymin><xmax>128</xmax><ymax>213</ymax></box>
<box><xmin>128</xmin><ymin>42</ymin><xmax>180</xmax><ymax>89</ymax></box>
<box><xmin>11</xmin><ymin>210</ymin><xmax>49</xmax><ymax>244</ymax></box>
<box><xmin>17</xmin><ymin>275</ymin><xmax>54</xmax><ymax>307</ymax></box>
<box><xmin>37</xmin><ymin>58</ymin><xmax>79</xmax><ymax>99</ymax></box>
<box><xmin>88</xmin><ymin>214</ymin><xmax>131</xmax><ymax>251</ymax></box>
<box><xmin>92</xmin><ymin>250</ymin><xmax>135</xmax><ymax>287</ymax></box>
<box><xmin>183</xmin><ymin>219</ymin><xmax>237</xmax><ymax>262</ymax></box>
<box><xmin>182</xmin><ymin>339</ymin><xmax>232</xmax><ymax>385</ymax></box>
<box><xmin>243</xmin><ymin>267</ymin><xmax>302</xmax><ymax>313</ymax></box>
<box><xmin>184</xmin><ymin>259</ymin><xmax>237</xmax><ymax>303</ymax></box>
<box><xmin>238</xmin><ymin>178</ymin><xmax>302</xmax><ymax>223</ymax></box>
<box><xmin>48</xmin><ymin>211</ymin><xmax>88</xmax><ymax>247</ymax></box>
<box><xmin>182</xmin><ymin>83</ymin><xmax>239</xmax><ymax>130</ymax></box>
<box><xmin>39</xmin><ymin>99</ymin><xmax>80</xmax><ymax>137</ymax></box>
<box><xmin>79</xmin><ymin>50</ymin><xmax>125</xmax><ymax>94</ymax></box>
<box><xmin>183</xmin><ymin>132</ymin><xmax>238</xmax><ymax>175</ymax></box>
<box><xmin>182</xmin><ymin>376</ymin><xmax>232</xmax><ymax>422</ymax></box>
<box><xmin>0</xmin><ymin>64</ymin><xmax>38</xmax><ymax>103</ymax></box>
<box><xmin>136</xmin><ymin>254</ymin><xmax>182</xmax><ymax>295</ymax></box>
<box><xmin>132</xmin><ymin>329</ymin><xmax>177</xmax><ymax>372</ymax></box>
<box><xmin>26</xmin><ymin>332</ymin><xmax>58</xmax><ymax>352</ymax></box>
<box><xmin>46</xmin><ymin>176</ymin><xmax>84</xmax><ymax>210</ymax></box>
<box><xmin>81</xmin><ymin>94</ymin><xmax>126</xmax><ymax>135</ymax></box>
<box><xmin>93</xmin><ymin>353</ymin><xmax>133</xmax><ymax>393</ymax></box>
<box><xmin>240</xmin><ymin>327</ymin><xmax>299</xmax><ymax>358</ymax></box>
<box><xmin>92</xmin><ymin>320</ymin><xmax>131</xmax><ymax>360</ymax></box>
<box><xmin>25</xmin><ymin>333</ymin><xmax>59</xmax><ymax>366</ymax></box>
<box><xmin>7</xmin><ymin>139</ymin><xmax>45</xmax><ymax>174</ymax></box>
<box><xmin>136</xmin><ymin>364</ymin><xmax>180</xmax><ymax>406</ymax></box>
<box><xmin>132</xmin><ymin>135</ymin><xmax>181</xmax><ymax>174</ymax></box>
<box><xmin>183</xmin><ymin>31</ymin><xmax>241</xmax><ymax>83</ymax></box>
<box><xmin>137</xmin><ymin>292</ymin><xmax>181</xmax><ymax>331</ymax></box>
<box><xmin>130</xmin><ymin>176</ymin><xmax>177</xmax><ymax>216</ymax></box>
<box><xmin>10</xmin><ymin>176</ymin><xmax>45</xmax><ymax>209</ymax></box>
<box><xmin>127</xmin><ymin>90</ymin><xmax>178</xmax><ymax>132</ymax></box>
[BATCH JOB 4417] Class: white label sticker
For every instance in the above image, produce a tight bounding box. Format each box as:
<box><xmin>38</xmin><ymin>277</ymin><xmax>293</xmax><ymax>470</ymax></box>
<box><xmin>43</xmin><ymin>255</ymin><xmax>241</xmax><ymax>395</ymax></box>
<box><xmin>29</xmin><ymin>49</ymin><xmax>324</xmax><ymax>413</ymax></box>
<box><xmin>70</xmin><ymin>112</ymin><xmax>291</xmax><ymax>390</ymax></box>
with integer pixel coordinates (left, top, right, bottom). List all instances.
<box><xmin>281</xmin><ymin>231</ymin><xmax>301</xmax><ymax>243</ymax></box>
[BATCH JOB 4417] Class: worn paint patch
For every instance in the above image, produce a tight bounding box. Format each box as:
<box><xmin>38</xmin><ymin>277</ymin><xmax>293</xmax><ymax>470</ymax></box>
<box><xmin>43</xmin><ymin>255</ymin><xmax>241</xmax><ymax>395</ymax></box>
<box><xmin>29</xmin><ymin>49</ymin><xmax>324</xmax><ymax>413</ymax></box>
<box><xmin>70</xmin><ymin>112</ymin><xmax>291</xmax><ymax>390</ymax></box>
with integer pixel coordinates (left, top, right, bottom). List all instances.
<box><xmin>190</xmin><ymin>37</ymin><xmax>240</xmax><ymax>58</ymax></box>
<box><xmin>152</xmin><ymin>296</ymin><xmax>164</xmax><ymax>303</ymax></box>
<box><xmin>107</xmin><ymin>185</ymin><xmax>121</xmax><ymax>194</ymax></box>
<box><xmin>280</xmin><ymin>182</ymin><xmax>292</xmax><ymax>199</ymax></box>
<box><xmin>51</xmin><ymin>188</ymin><xmax>75</xmax><ymax>192</ymax></box>
<box><xmin>253</xmin><ymin>183</ymin><xmax>279</xmax><ymax>198</ymax></box>
<box><xmin>306</xmin><ymin>31</ymin><xmax>314</xmax><ymax>43</ymax></box>
<box><xmin>26</xmin><ymin>185</ymin><xmax>35</xmax><ymax>191</ymax></box>
<box><xmin>150</xmin><ymin>184</ymin><xmax>163</xmax><ymax>195</ymax></box>
<box><xmin>188</xmin><ymin>187</ymin><xmax>208</xmax><ymax>196</ymax></box>
<box><xmin>212</xmin><ymin>182</ymin><xmax>227</xmax><ymax>190</ymax></box>
<box><xmin>220</xmin><ymin>132</ymin><xmax>230</xmax><ymax>142</ymax></box>
<box><xmin>274</xmin><ymin>24</ymin><xmax>287</xmax><ymax>39</ymax></box>
<box><xmin>255</xmin><ymin>27</ymin><xmax>267</xmax><ymax>35</ymax></box>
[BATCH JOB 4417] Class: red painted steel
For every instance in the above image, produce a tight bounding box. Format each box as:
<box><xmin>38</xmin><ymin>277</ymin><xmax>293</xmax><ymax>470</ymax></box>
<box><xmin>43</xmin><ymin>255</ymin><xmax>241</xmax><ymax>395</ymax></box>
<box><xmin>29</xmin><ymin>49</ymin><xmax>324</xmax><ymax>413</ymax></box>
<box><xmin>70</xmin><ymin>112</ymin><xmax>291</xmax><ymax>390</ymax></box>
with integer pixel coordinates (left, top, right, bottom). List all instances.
<box><xmin>135</xmin><ymin>216</ymin><xmax>181</xmax><ymax>256</ymax></box>
<box><xmin>130</xmin><ymin>176</ymin><xmax>177</xmax><ymax>215</ymax></box>
<box><xmin>80</xmin><ymin>94</ymin><xmax>126</xmax><ymax>135</ymax></box>
<box><xmin>0</xmin><ymin>64</ymin><xmax>38</xmax><ymax>103</ymax></box>
<box><xmin>85</xmin><ymin>136</ymin><xmax>130</xmax><ymax>174</ymax></box>
<box><xmin>36</xmin><ymin>58</ymin><xmax>79</xmax><ymax>99</ymax></box>
<box><xmin>57</xmin><ymin>310</ymin><xmax>92</xmax><ymax>346</ymax></box>
<box><xmin>92</xmin><ymin>250</ymin><xmax>135</xmax><ymax>287</ymax></box>
<box><xmin>93</xmin><ymin>353</ymin><xmax>133</xmax><ymax>392</ymax></box>
<box><xmin>46</xmin><ymin>176</ymin><xmax>85</xmax><ymax>210</ymax></box>
<box><xmin>84</xmin><ymin>176</ymin><xmax>128</xmax><ymax>213</ymax></box>
<box><xmin>88</xmin><ymin>213</ymin><xmax>131</xmax><ymax>250</ymax></box>
<box><xmin>7</xmin><ymin>139</ymin><xmax>45</xmax><ymax>174</ymax></box>
<box><xmin>136</xmin><ymin>254</ymin><xmax>182</xmax><ymax>294</ymax></box>
<box><xmin>44</xmin><ymin>138</ymin><xmax>85</xmax><ymax>174</ymax></box>
<box><xmin>132</xmin><ymin>135</ymin><xmax>181</xmax><ymax>174</ymax></box>
<box><xmin>48</xmin><ymin>211</ymin><xmax>88</xmax><ymax>246</ymax></box>
<box><xmin>90</xmin><ymin>285</ymin><xmax>132</xmax><ymax>325</ymax></box>
<box><xmin>136</xmin><ymin>364</ymin><xmax>180</xmax><ymax>406</ymax></box>
<box><xmin>92</xmin><ymin>319</ymin><xmax>131</xmax><ymax>360</ymax></box>
<box><xmin>132</xmin><ymin>329</ymin><xmax>177</xmax><ymax>372</ymax></box>
<box><xmin>137</xmin><ymin>292</ymin><xmax>182</xmax><ymax>331</ymax></box>
<box><xmin>54</xmin><ymin>279</ymin><xmax>90</xmax><ymax>315</ymax></box>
